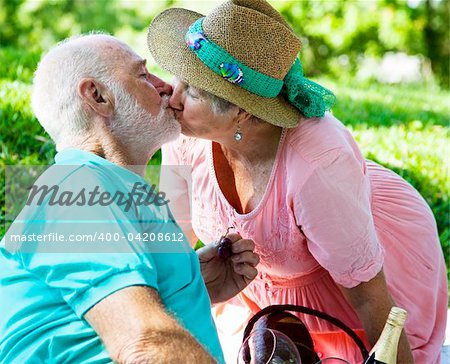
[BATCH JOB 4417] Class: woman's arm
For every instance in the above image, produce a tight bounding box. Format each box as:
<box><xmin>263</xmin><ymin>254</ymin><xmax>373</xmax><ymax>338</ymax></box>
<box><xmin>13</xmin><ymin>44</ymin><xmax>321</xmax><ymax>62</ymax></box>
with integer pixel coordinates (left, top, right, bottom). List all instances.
<box><xmin>339</xmin><ymin>269</ymin><xmax>414</xmax><ymax>363</ymax></box>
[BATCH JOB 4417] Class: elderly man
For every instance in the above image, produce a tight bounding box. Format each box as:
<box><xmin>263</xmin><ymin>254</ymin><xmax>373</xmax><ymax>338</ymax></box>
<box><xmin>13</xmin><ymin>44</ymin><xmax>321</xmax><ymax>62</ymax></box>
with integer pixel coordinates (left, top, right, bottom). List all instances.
<box><xmin>0</xmin><ymin>34</ymin><xmax>258</xmax><ymax>363</ymax></box>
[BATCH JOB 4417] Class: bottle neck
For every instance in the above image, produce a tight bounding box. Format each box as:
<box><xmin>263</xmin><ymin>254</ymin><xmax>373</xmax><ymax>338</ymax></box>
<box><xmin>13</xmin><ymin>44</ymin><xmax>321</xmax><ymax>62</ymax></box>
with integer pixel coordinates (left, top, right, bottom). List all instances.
<box><xmin>371</xmin><ymin>321</ymin><xmax>403</xmax><ymax>364</ymax></box>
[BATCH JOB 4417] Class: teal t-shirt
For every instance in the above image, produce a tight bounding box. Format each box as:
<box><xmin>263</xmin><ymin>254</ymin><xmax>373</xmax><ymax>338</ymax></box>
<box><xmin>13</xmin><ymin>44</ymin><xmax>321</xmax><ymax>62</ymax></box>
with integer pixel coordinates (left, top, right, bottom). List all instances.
<box><xmin>0</xmin><ymin>149</ymin><xmax>224</xmax><ymax>364</ymax></box>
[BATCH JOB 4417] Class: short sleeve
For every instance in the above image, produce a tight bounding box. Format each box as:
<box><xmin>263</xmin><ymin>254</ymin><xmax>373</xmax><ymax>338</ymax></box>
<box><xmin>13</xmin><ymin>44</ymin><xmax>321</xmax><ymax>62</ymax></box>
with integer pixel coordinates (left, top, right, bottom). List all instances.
<box><xmin>19</xmin><ymin>205</ymin><xmax>160</xmax><ymax>318</ymax></box>
<box><xmin>295</xmin><ymin>150</ymin><xmax>384</xmax><ymax>288</ymax></box>
<box><xmin>16</xmin><ymin>167</ymin><xmax>160</xmax><ymax>318</ymax></box>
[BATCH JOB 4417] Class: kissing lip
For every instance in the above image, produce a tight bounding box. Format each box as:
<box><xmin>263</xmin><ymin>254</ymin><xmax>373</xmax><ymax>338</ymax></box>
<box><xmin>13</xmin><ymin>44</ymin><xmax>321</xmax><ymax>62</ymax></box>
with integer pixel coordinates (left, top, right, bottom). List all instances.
<box><xmin>159</xmin><ymin>97</ymin><xmax>178</xmax><ymax>119</ymax></box>
<box><xmin>171</xmin><ymin>108</ymin><xmax>182</xmax><ymax>123</ymax></box>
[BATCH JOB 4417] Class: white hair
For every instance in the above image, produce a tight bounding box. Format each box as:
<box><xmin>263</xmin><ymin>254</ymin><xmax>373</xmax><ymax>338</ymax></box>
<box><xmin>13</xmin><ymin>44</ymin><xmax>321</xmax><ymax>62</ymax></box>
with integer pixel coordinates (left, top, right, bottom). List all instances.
<box><xmin>31</xmin><ymin>33</ymin><xmax>132</xmax><ymax>149</ymax></box>
<box><xmin>189</xmin><ymin>85</ymin><xmax>237</xmax><ymax>115</ymax></box>
<box><xmin>192</xmin><ymin>86</ymin><xmax>265</xmax><ymax>125</ymax></box>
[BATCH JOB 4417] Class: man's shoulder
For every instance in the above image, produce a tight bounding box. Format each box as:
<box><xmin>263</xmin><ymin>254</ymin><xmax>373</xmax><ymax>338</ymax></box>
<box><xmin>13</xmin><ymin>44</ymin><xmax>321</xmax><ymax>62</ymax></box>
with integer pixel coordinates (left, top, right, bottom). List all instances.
<box><xmin>50</xmin><ymin>162</ymin><xmax>131</xmax><ymax>192</ymax></box>
<box><xmin>23</xmin><ymin>163</ymin><xmax>136</xmax><ymax>219</ymax></box>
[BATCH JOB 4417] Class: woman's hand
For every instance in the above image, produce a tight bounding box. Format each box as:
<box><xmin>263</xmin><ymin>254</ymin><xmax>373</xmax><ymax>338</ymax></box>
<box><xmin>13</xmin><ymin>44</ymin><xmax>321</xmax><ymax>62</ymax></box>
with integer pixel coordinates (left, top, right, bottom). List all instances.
<box><xmin>197</xmin><ymin>233</ymin><xmax>259</xmax><ymax>304</ymax></box>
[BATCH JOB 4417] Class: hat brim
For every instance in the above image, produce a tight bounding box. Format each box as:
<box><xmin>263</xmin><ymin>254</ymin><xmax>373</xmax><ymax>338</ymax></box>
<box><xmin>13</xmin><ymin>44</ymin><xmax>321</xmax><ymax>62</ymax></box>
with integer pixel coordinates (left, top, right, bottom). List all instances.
<box><xmin>147</xmin><ymin>8</ymin><xmax>302</xmax><ymax>128</ymax></box>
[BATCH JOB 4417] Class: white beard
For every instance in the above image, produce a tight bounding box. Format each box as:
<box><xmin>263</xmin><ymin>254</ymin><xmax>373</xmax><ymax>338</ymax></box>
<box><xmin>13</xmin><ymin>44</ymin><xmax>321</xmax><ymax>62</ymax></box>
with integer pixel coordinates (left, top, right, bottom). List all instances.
<box><xmin>111</xmin><ymin>88</ymin><xmax>181</xmax><ymax>160</ymax></box>
<box><xmin>149</xmin><ymin>95</ymin><xmax>182</xmax><ymax>147</ymax></box>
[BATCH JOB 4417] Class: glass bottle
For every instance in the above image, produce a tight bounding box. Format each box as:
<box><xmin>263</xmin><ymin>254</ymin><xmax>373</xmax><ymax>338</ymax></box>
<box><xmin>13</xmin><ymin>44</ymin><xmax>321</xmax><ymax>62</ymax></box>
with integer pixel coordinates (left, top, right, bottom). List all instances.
<box><xmin>363</xmin><ymin>306</ymin><xmax>407</xmax><ymax>364</ymax></box>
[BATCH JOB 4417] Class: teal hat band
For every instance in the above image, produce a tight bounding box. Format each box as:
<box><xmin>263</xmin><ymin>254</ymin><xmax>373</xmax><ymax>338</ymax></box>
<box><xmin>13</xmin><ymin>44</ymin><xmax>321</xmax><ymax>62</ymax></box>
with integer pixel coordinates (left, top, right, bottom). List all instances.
<box><xmin>186</xmin><ymin>18</ymin><xmax>283</xmax><ymax>98</ymax></box>
<box><xmin>185</xmin><ymin>17</ymin><xmax>336</xmax><ymax>118</ymax></box>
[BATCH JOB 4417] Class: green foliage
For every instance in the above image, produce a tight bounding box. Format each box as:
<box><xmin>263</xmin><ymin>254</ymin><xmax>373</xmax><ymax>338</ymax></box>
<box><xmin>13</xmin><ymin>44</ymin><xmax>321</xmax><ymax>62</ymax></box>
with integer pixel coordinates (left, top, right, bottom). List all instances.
<box><xmin>0</xmin><ymin>0</ymin><xmax>157</xmax><ymax>49</ymax></box>
<box><xmin>0</xmin><ymin>0</ymin><xmax>448</xmax><ymax>271</ymax></box>
<box><xmin>0</xmin><ymin>47</ymin><xmax>40</xmax><ymax>82</ymax></box>
<box><xmin>0</xmin><ymin>81</ymin><xmax>54</xmax><ymax>162</ymax></box>
<box><xmin>194</xmin><ymin>239</ymin><xmax>205</xmax><ymax>251</ymax></box>
<box><xmin>324</xmin><ymin>78</ymin><xmax>449</xmax><ymax>264</ymax></box>
<box><xmin>0</xmin><ymin>0</ymin><xmax>448</xmax><ymax>86</ymax></box>
<box><xmin>0</xmin><ymin>0</ymin><xmax>180</xmax><ymax>62</ymax></box>
<box><xmin>1</xmin><ymin>70</ymin><xmax>448</xmax><ymax>270</ymax></box>
<box><xmin>276</xmin><ymin>0</ymin><xmax>449</xmax><ymax>87</ymax></box>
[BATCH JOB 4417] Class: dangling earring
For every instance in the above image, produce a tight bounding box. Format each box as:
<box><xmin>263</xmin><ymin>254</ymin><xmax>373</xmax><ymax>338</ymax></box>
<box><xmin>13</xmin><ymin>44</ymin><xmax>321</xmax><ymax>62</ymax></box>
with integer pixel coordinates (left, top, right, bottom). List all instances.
<box><xmin>234</xmin><ymin>124</ymin><xmax>242</xmax><ymax>141</ymax></box>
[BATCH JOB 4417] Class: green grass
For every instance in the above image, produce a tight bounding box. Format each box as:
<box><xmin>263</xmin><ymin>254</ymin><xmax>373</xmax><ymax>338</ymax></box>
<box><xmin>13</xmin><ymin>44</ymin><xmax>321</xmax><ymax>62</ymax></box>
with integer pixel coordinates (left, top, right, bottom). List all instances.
<box><xmin>1</xmin><ymin>56</ymin><xmax>449</xmax><ymax>274</ymax></box>
<box><xmin>324</xmin><ymin>78</ymin><xmax>449</xmax><ymax>262</ymax></box>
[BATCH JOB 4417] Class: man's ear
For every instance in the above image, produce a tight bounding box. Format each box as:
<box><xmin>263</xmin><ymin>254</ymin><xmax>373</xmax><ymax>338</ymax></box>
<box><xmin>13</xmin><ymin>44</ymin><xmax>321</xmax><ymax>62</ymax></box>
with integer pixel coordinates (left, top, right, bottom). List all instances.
<box><xmin>78</xmin><ymin>78</ymin><xmax>114</xmax><ymax>118</ymax></box>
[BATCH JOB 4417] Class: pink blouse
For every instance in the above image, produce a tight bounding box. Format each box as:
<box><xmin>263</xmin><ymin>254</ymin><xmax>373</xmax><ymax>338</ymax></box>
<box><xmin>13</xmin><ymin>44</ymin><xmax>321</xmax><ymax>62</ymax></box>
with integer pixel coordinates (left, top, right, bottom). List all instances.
<box><xmin>161</xmin><ymin>113</ymin><xmax>447</xmax><ymax>363</ymax></box>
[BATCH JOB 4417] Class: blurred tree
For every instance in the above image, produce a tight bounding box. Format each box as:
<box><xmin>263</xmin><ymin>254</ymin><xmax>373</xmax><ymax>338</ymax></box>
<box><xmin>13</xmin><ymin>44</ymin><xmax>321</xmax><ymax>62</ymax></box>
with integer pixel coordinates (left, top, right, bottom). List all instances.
<box><xmin>0</xmin><ymin>0</ymin><xmax>29</xmax><ymax>47</ymax></box>
<box><xmin>0</xmin><ymin>0</ymin><xmax>172</xmax><ymax>51</ymax></box>
<box><xmin>0</xmin><ymin>0</ymin><xmax>448</xmax><ymax>87</ymax></box>
<box><xmin>423</xmin><ymin>0</ymin><xmax>449</xmax><ymax>88</ymax></box>
<box><xmin>276</xmin><ymin>0</ymin><xmax>448</xmax><ymax>88</ymax></box>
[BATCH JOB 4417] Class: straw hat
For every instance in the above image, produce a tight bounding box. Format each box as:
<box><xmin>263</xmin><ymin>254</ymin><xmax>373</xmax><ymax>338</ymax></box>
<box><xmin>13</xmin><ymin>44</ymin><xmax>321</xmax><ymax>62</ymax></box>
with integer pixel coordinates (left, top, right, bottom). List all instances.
<box><xmin>147</xmin><ymin>0</ymin><xmax>333</xmax><ymax>128</ymax></box>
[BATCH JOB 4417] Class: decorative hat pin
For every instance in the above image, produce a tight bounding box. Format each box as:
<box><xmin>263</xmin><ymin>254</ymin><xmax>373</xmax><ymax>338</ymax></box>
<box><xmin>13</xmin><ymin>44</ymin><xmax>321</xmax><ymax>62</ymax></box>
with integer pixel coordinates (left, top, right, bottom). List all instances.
<box><xmin>219</xmin><ymin>63</ymin><xmax>244</xmax><ymax>85</ymax></box>
<box><xmin>187</xmin><ymin>31</ymin><xmax>206</xmax><ymax>50</ymax></box>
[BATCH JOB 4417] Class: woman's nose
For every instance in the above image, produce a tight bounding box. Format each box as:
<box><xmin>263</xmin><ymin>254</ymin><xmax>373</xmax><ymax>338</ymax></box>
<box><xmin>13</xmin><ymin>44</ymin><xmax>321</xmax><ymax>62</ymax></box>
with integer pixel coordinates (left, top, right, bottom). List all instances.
<box><xmin>169</xmin><ymin>85</ymin><xmax>183</xmax><ymax>111</ymax></box>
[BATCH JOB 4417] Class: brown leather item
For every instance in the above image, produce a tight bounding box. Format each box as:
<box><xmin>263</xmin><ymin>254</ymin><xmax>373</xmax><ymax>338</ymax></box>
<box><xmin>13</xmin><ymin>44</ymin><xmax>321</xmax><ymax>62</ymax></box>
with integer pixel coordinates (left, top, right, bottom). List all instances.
<box><xmin>241</xmin><ymin>304</ymin><xmax>369</xmax><ymax>364</ymax></box>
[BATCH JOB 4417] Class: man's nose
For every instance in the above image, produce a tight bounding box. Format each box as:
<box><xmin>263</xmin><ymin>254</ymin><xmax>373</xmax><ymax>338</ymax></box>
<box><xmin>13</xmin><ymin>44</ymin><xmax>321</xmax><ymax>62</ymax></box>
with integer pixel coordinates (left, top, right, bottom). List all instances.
<box><xmin>147</xmin><ymin>72</ymin><xmax>173</xmax><ymax>96</ymax></box>
<box><xmin>157</xmin><ymin>82</ymin><xmax>172</xmax><ymax>96</ymax></box>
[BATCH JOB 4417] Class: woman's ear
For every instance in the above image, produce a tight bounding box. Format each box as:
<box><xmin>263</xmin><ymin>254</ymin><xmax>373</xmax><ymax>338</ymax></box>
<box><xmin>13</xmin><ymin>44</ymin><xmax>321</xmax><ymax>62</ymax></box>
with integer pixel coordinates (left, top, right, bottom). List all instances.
<box><xmin>78</xmin><ymin>78</ymin><xmax>115</xmax><ymax>118</ymax></box>
<box><xmin>235</xmin><ymin>108</ymin><xmax>253</xmax><ymax>125</ymax></box>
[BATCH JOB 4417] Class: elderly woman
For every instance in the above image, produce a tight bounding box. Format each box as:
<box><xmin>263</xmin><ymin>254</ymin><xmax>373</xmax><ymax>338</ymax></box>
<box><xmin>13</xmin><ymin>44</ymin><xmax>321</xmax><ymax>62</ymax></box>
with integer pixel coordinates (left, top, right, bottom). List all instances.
<box><xmin>147</xmin><ymin>0</ymin><xmax>447</xmax><ymax>363</ymax></box>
